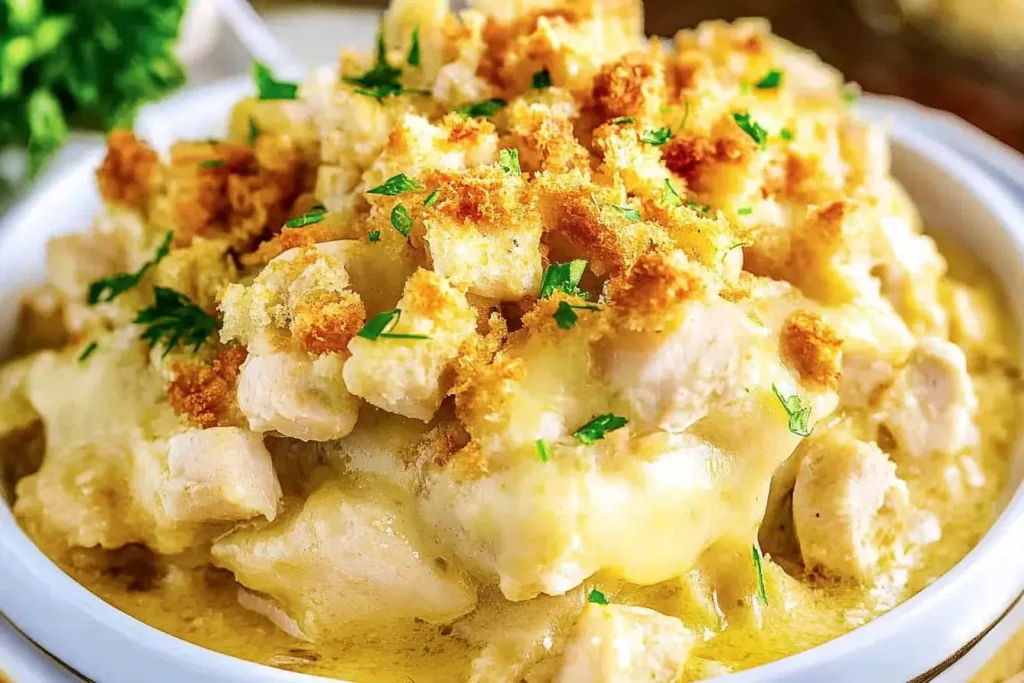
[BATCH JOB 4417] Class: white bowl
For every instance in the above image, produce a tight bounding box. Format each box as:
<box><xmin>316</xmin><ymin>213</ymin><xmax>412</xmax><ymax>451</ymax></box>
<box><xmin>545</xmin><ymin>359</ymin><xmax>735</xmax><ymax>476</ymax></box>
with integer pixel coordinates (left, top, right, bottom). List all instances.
<box><xmin>1</xmin><ymin>82</ymin><xmax>1022</xmax><ymax>683</ymax></box>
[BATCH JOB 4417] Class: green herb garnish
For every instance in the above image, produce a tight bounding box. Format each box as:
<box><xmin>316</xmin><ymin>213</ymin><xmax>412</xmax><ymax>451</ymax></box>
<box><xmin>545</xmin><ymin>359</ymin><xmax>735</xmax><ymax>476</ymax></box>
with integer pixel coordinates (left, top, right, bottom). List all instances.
<box><xmin>553</xmin><ymin>301</ymin><xmax>600</xmax><ymax>330</ymax></box>
<box><xmin>357</xmin><ymin>309</ymin><xmax>430</xmax><ymax>341</ymax></box>
<box><xmin>247</xmin><ymin>117</ymin><xmax>259</xmax><ymax>146</ymax></box>
<box><xmin>755</xmin><ymin>69</ymin><xmax>783</xmax><ymax>90</ymax></box>
<box><xmin>588</xmin><ymin>589</ymin><xmax>609</xmax><ymax>605</ymax></box>
<box><xmin>771</xmin><ymin>384</ymin><xmax>812</xmax><ymax>437</ymax></box>
<box><xmin>368</xmin><ymin>230</ymin><xmax>381</xmax><ymax>243</ymax></box>
<box><xmin>611</xmin><ymin>116</ymin><xmax>635</xmax><ymax>125</ymax></box>
<box><xmin>198</xmin><ymin>159</ymin><xmax>224</xmax><ymax>169</ymax></box>
<box><xmin>640</xmin><ymin>127</ymin><xmax>671</xmax><ymax>146</ymax></box>
<box><xmin>842</xmin><ymin>85</ymin><xmax>860</xmax><ymax>104</ymax></box>
<box><xmin>78</xmin><ymin>341</ymin><xmax>98</xmax><ymax>362</ymax></box>
<box><xmin>284</xmin><ymin>206</ymin><xmax>326</xmax><ymax>229</ymax></box>
<box><xmin>87</xmin><ymin>231</ymin><xmax>172</xmax><ymax>305</ymax></box>
<box><xmin>612</xmin><ymin>204</ymin><xmax>641</xmax><ymax>222</ymax></box>
<box><xmin>733</xmin><ymin>112</ymin><xmax>768</xmax><ymax>149</ymax></box>
<box><xmin>367</xmin><ymin>173</ymin><xmax>425</xmax><ymax>196</ymax></box>
<box><xmin>779</xmin><ymin>128</ymin><xmax>794</xmax><ymax>141</ymax></box>
<box><xmin>679</xmin><ymin>98</ymin><xmax>690</xmax><ymax>131</ymax></box>
<box><xmin>343</xmin><ymin>34</ymin><xmax>427</xmax><ymax>102</ymax></box>
<box><xmin>686</xmin><ymin>201</ymin><xmax>711</xmax><ymax>214</ymax></box>
<box><xmin>407</xmin><ymin>26</ymin><xmax>420</xmax><ymax>67</ymax></box>
<box><xmin>254</xmin><ymin>61</ymin><xmax>298</xmax><ymax>100</ymax></box>
<box><xmin>574</xmin><ymin>414</ymin><xmax>628</xmax><ymax>445</ymax></box>
<box><xmin>390</xmin><ymin>204</ymin><xmax>412</xmax><ymax>236</ymax></box>
<box><xmin>531</xmin><ymin>68</ymin><xmax>552</xmax><ymax>90</ymax></box>
<box><xmin>135</xmin><ymin>286</ymin><xmax>218</xmax><ymax>357</ymax></box>
<box><xmin>752</xmin><ymin>544</ymin><xmax>769</xmax><ymax>606</ymax></box>
<box><xmin>737</xmin><ymin>207</ymin><xmax>753</xmax><ymax>215</ymax></box>
<box><xmin>662</xmin><ymin>178</ymin><xmax>683</xmax><ymax>207</ymax></box>
<box><xmin>539</xmin><ymin>260</ymin><xmax>587</xmax><ymax>299</ymax></box>
<box><xmin>423</xmin><ymin>187</ymin><xmax>440</xmax><ymax>207</ymax></box>
<box><xmin>535</xmin><ymin>438</ymin><xmax>552</xmax><ymax>463</ymax></box>
<box><xmin>498</xmin><ymin>147</ymin><xmax>521</xmax><ymax>176</ymax></box>
<box><xmin>455</xmin><ymin>98</ymin><xmax>507</xmax><ymax>118</ymax></box>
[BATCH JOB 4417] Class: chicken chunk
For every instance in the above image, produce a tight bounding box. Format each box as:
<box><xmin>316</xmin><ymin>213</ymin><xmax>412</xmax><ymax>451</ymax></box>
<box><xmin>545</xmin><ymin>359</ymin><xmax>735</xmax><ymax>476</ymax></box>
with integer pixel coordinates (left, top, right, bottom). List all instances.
<box><xmin>159</xmin><ymin>427</ymin><xmax>281</xmax><ymax>524</ymax></box>
<box><xmin>879</xmin><ymin>338</ymin><xmax>978</xmax><ymax>460</ymax></box>
<box><xmin>211</xmin><ymin>478</ymin><xmax>477</xmax><ymax>641</ymax></box>
<box><xmin>344</xmin><ymin>269</ymin><xmax>476</xmax><ymax>421</ymax></box>
<box><xmin>555</xmin><ymin>603</ymin><xmax>695</xmax><ymax>683</ymax></box>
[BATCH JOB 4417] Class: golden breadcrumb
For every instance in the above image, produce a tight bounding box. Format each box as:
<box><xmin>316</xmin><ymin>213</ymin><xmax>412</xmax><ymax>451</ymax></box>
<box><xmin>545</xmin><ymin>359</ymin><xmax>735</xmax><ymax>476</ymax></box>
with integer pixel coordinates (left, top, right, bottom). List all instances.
<box><xmin>780</xmin><ymin>310</ymin><xmax>844</xmax><ymax>389</ymax></box>
<box><xmin>96</xmin><ymin>131</ymin><xmax>160</xmax><ymax>212</ymax></box>
<box><xmin>291</xmin><ymin>291</ymin><xmax>367</xmax><ymax>356</ymax></box>
<box><xmin>167</xmin><ymin>344</ymin><xmax>248</xmax><ymax>428</ymax></box>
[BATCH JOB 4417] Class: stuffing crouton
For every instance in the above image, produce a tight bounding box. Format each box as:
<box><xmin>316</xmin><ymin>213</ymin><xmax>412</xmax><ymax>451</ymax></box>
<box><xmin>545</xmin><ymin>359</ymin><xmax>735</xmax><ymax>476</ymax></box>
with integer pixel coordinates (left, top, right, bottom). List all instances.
<box><xmin>96</xmin><ymin>131</ymin><xmax>160</xmax><ymax>212</ymax></box>
<box><xmin>167</xmin><ymin>344</ymin><xmax>248</xmax><ymax>428</ymax></box>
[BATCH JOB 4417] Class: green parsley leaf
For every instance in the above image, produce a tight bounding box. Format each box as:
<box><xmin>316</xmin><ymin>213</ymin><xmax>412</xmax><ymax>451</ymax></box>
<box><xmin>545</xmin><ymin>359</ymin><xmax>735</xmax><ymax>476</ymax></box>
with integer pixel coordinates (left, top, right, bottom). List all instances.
<box><xmin>588</xmin><ymin>589</ymin><xmax>609</xmax><ymax>605</ymax></box>
<box><xmin>612</xmin><ymin>204</ymin><xmax>641</xmax><ymax>222</ymax></box>
<box><xmin>574</xmin><ymin>414</ymin><xmax>628</xmax><ymax>445</ymax></box>
<box><xmin>407</xmin><ymin>26</ymin><xmax>421</xmax><ymax>67</ymax></box>
<box><xmin>755</xmin><ymin>69</ymin><xmax>783</xmax><ymax>90</ymax></box>
<box><xmin>610</xmin><ymin>116</ymin><xmax>635</xmax><ymax>125</ymax></box>
<box><xmin>842</xmin><ymin>85</ymin><xmax>860</xmax><ymax>104</ymax></box>
<box><xmin>357</xmin><ymin>309</ymin><xmax>430</xmax><ymax>341</ymax></box>
<box><xmin>342</xmin><ymin>34</ymin><xmax>425</xmax><ymax>102</ymax></box>
<box><xmin>771</xmin><ymin>384</ymin><xmax>812</xmax><ymax>437</ymax></box>
<box><xmin>553</xmin><ymin>301</ymin><xmax>600</xmax><ymax>330</ymax></box>
<box><xmin>738</xmin><ymin>207</ymin><xmax>753</xmax><ymax>215</ymax></box>
<box><xmin>390</xmin><ymin>204</ymin><xmax>413</xmax><ymax>236</ymax></box>
<box><xmin>78</xmin><ymin>341</ymin><xmax>98</xmax><ymax>362</ymax></box>
<box><xmin>135</xmin><ymin>287</ymin><xmax>218</xmax><ymax>358</ymax></box>
<box><xmin>531</xmin><ymin>68</ymin><xmax>552</xmax><ymax>89</ymax></box>
<box><xmin>535</xmin><ymin>438</ymin><xmax>552</xmax><ymax>463</ymax></box>
<box><xmin>740</xmin><ymin>82</ymin><xmax>752</xmax><ymax>95</ymax></box>
<box><xmin>368</xmin><ymin>230</ymin><xmax>381</xmax><ymax>243</ymax></box>
<box><xmin>285</xmin><ymin>206</ymin><xmax>326</xmax><ymax>229</ymax></box>
<box><xmin>247</xmin><ymin>117</ymin><xmax>259</xmax><ymax>146</ymax></box>
<box><xmin>498</xmin><ymin>148</ymin><xmax>521</xmax><ymax>176</ymax></box>
<box><xmin>253</xmin><ymin>61</ymin><xmax>298</xmax><ymax>100</ymax></box>
<box><xmin>662</xmin><ymin>178</ymin><xmax>683</xmax><ymax>207</ymax></box>
<box><xmin>539</xmin><ymin>260</ymin><xmax>588</xmax><ymax>299</ymax></box>
<box><xmin>198</xmin><ymin>159</ymin><xmax>224</xmax><ymax>169</ymax></box>
<box><xmin>752</xmin><ymin>544</ymin><xmax>769</xmax><ymax>606</ymax></box>
<box><xmin>368</xmin><ymin>173</ymin><xmax>425</xmax><ymax>196</ymax></box>
<box><xmin>679</xmin><ymin>98</ymin><xmax>690</xmax><ymax>131</ymax></box>
<box><xmin>779</xmin><ymin>128</ymin><xmax>794</xmax><ymax>141</ymax></box>
<box><xmin>686</xmin><ymin>201</ymin><xmax>711</xmax><ymax>214</ymax></box>
<box><xmin>733</xmin><ymin>112</ymin><xmax>768</xmax><ymax>149</ymax></box>
<box><xmin>640</xmin><ymin>127</ymin><xmax>672</xmax><ymax>146</ymax></box>
<box><xmin>423</xmin><ymin>188</ymin><xmax>441</xmax><ymax>207</ymax></box>
<box><xmin>87</xmin><ymin>231</ymin><xmax>172</xmax><ymax>305</ymax></box>
<box><xmin>455</xmin><ymin>98</ymin><xmax>507</xmax><ymax>118</ymax></box>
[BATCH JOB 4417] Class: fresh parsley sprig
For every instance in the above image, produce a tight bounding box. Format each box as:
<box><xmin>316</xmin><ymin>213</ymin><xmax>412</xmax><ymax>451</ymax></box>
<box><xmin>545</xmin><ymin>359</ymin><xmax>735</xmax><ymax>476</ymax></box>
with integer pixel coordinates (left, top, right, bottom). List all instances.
<box><xmin>535</xmin><ymin>438</ymin><xmax>552</xmax><ymax>463</ymax></box>
<box><xmin>588</xmin><ymin>588</ymin><xmax>609</xmax><ymax>605</ymax></box>
<box><xmin>390</xmin><ymin>204</ymin><xmax>412</xmax><ymax>236</ymax></box>
<box><xmin>539</xmin><ymin>260</ymin><xmax>587</xmax><ymax>299</ymax></box>
<box><xmin>733</xmin><ymin>111</ymin><xmax>768</xmax><ymax>149</ymax></box>
<box><xmin>771</xmin><ymin>384</ymin><xmax>812</xmax><ymax>436</ymax></box>
<box><xmin>343</xmin><ymin>34</ymin><xmax>427</xmax><ymax>102</ymax></box>
<box><xmin>78</xmin><ymin>341</ymin><xmax>98</xmax><ymax>362</ymax></box>
<box><xmin>253</xmin><ymin>61</ymin><xmax>298</xmax><ymax>100</ymax></box>
<box><xmin>284</xmin><ymin>205</ymin><xmax>326</xmax><ymax>229</ymax></box>
<box><xmin>367</xmin><ymin>173</ymin><xmax>425</xmax><ymax>196</ymax></box>
<box><xmin>755</xmin><ymin>69</ymin><xmax>783</xmax><ymax>90</ymax></box>
<box><xmin>407</xmin><ymin>26</ymin><xmax>420</xmax><ymax>67</ymax></box>
<box><xmin>752</xmin><ymin>544</ymin><xmax>769</xmax><ymax>606</ymax></box>
<box><xmin>455</xmin><ymin>98</ymin><xmax>507</xmax><ymax>119</ymax></box>
<box><xmin>357</xmin><ymin>309</ymin><xmax>430</xmax><ymax>341</ymax></box>
<box><xmin>574</xmin><ymin>414</ymin><xmax>628</xmax><ymax>444</ymax></box>
<box><xmin>87</xmin><ymin>231</ymin><xmax>172</xmax><ymax>305</ymax></box>
<box><xmin>135</xmin><ymin>286</ymin><xmax>218</xmax><ymax>357</ymax></box>
<box><xmin>553</xmin><ymin>301</ymin><xmax>600</xmax><ymax>330</ymax></box>
<box><xmin>498</xmin><ymin>148</ymin><xmax>521</xmax><ymax>176</ymax></box>
<box><xmin>423</xmin><ymin>188</ymin><xmax>441</xmax><ymax>207</ymax></box>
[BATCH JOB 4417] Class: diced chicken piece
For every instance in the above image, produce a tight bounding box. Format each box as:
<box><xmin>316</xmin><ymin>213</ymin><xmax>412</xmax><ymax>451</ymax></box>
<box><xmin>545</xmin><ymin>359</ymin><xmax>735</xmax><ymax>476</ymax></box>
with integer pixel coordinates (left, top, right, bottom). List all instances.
<box><xmin>211</xmin><ymin>478</ymin><xmax>477</xmax><ymax>641</ymax></box>
<box><xmin>555</xmin><ymin>604</ymin><xmax>695</xmax><ymax>683</ymax></box>
<box><xmin>159</xmin><ymin>427</ymin><xmax>281</xmax><ymax>524</ymax></box>
<box><xmin>237</xmin><ymin>347</ymin><xmax>358</xmax><ymax>441</ymax></box>
<box><xmin>879</xmin><ymin>338</ymin><xmax>978</xmax><ymax>459</ymax></box>
<box><xmin>792</xmin><ymin>431</ymin><xmax>937</xmax><ymax>581</ymax></box>
<box><xmin>0</xmin><ymin>355</ymin><xmax>39</xmax><ymax>436</ymax></box>
<box><xmin>344</xmin><ymin>269</ymin><xmax>476</xmax><ymax>421</ymax></box>
<box><xmin>942</xmin><ymin>279</ymin><xmax>1008</xmax><ymax>364</ymax></box>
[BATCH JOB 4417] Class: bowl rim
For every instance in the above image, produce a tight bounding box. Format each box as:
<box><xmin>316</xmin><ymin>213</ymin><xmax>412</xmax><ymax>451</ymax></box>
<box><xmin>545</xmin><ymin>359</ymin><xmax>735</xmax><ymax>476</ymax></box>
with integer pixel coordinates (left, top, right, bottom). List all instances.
<box><xmin>0</xmin><ymin>83</ymin><xmax>1023</xmax><ymax>683</ymax></box>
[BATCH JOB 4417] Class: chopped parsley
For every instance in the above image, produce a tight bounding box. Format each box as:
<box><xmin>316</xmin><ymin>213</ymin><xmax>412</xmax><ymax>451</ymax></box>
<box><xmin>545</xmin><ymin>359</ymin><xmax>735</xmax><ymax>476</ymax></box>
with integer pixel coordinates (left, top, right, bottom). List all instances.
<box><xmin>368</xmin><ymin>230</ymin><xmax>381</xmax><ymax>243</ymax></box>
<box><xmin>686</xmin><ymin>201</ymin><xmax>711</xmax><ymax>214</ymax></box>
<box><xmin>612</xmin><ymin>204</ymin><xmax>641</xmax><ymax>222</ymax></box>
<box><xmin>779</xmin><ymin>128</ymin><xmax>794</xmax><ymax>141</ymax></box>
<box><xmin>423</xmin><ymin>187</ymin><xmax>441</xmax><ymax>207</ymax></box>
<box><xmin>357</xmin><ymin>309</ymin><xmax>430</xmax><ymax>341</ymax></box>
<box><xmin>610</xmin><ymin>116</ymin><xmax>635</xmax><ymax>125</ymax></box>
<box><xmin>662</xmin><ymin>178</ymin><xmax>683</xmax><ymax>207</ymax></box>
<box><xmin>539</xmin><ymin>260</ymin><xmax>587</xmax><ymax>299</ymax></box>
<box><xmin>368</xmin><ymin>173</ymin><xmax>425</xmax><ymax>196</ymax></box>
<box><xmin>771</xmin><ymin>384</ymin><xmax>812</xmax><ymax>437</ymax></box>
<box><xmin>253</xmin><ymin>61</ymin><xmax>298</xmax><ymax>100</ymax></box>
<box><xmin>247</xmin><ymin>117</ymin><xmax>259</xmax><ymax>146</ymax></box>
<box><xmin>755</xmin><ymin>69</ymin><xmax>783</xmax><ymax>90</ymax></box>
<box><xmin>284</xmin><ymin>205</ymin><xmax>326</xmax><ymax>228</ymax></box>
<box><xmin>752</xmin><ymin>544</ymin><xmax>769</xmax><ymax>606</ymax></box>
<box><xmin>574</xmin><ymin>414</ymin><xmax>628</xmax><ymax>445</ymax></box>
<box><xmin>588</xmin><ymin>589</ymin><xmax>609</xmax><ymax>605</ymax></box>
<box><xmin>553</xmin><ymin>301</ymin><xmax>600</xmax><ymax>330</ymax></box>
<box><xmin>740</xmin><ymin>82</ymin><xmax>752</xmax><ymax>95</ymax></box>
<box><xmin>498</xmin><ymin>148</ymin><xmax>521</xmax><ymax>176</ymax></box>
<box><xmin>87</xmin><ymin>231</ymin><xmax>172</xmax><ymax>305</ymax></box>
<box><xmin>77</xmin><ymin>341</ymin><xmax>98</xmax><ymax>362</ymax></box>
<box><xmin>135</xmin><ymin>287</ymin><xmax>218</xmax><ymax>357</ymax></box>
<box><xmin>679</xmin><ymin>98</ymin><xmax>690</xmax><ymax>131</ymax></box>
<box><xmin>733</xmin><ymin>112</ymin><xmax>768</xmax><ymax>149</ymax></box>
<box><xmin>531</xmin><ymin>68</ymin><xmax>552</xmax><ymax>90</ymax></box>
<box><xmin>343</xmin><ymin>34</ymin><xmax>427</xmax><ymax>102</ymax></box>
<box><xmin>455</xmin><ymin>98</ymin><xmax>507</xmax><ymax>118</ymax></box>
<box><xmin>198</xmin><ymin>159</ymin><xmax>224</xmax><ymax>169</ymax></box>
<box><xmin>535</xmin><ymin>438</ymin><xmax>552</xmax><ymax>463</ymax></box>
<box><xmin>737</xmin><ymin>207</ymin><xmax>753</xmax><ymax>215</ymax></box>
<box><xmin>407</xmin><ymin>26</ymin><xmax>420</xmax><ymax>67</ymax></box>
<box><xmin>390</xmin><ymin>204</ymin><xmax>413</xmax><ymax>236</ymax></box>
<box><xmin>640</xmin><ymin>126</ymin><xmax>671</xmax><ymax>146</ymax></box>
<box><xmin>842</xmin><ymin>85</ymin><xmax>860</xmax><ymax>104</ymax></box>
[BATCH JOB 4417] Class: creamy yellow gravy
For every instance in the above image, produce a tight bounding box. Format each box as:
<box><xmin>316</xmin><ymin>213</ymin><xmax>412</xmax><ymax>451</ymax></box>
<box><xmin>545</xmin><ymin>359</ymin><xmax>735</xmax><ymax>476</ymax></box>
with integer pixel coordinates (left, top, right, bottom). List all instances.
<box><xmin>12</xmin><ymin>237</ymin><xmax>1022</xmax><ymax>682</ymax></box>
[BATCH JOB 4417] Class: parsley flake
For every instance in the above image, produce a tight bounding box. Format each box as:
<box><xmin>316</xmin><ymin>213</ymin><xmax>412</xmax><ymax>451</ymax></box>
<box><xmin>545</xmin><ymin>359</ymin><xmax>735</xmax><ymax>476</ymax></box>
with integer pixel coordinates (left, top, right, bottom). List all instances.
<box><xmin>640</xmin><ymin>126</ymin><xmax>671</xmax><ymax>146</ymax></box>
<box><xmin>779</xmin><ymin>128</ymin><xmax>794</xmax><ymax>141</ymax></box>
<box><xmin>357</xmin><ymin>309</ymin><xmax>430</xmax><ymax>341</ymax></box>
<box><xmin>771</xmin><ymin>384</ymin><xmax>812</xmax><ymax>436</ymax></box>
<box><xmin>535</xmin><ymin>439</ymin><xmax>552</xmax><ymax>463</ymax></box>
<box><xmin>455</xmin><ymin>98</ymin><xmax>507</xmax><ymax>118</ymax></box>
<box><xmin>368</xmin><ymin>173</ymin><xmax>425</xmax><ymax>196</ymax></box>
<box><xmin>498</xmin><ymin>148</ymin><xmax>521</xmax><ymax>176</ymax></box>
<box><xmin>247</xmin><ymin>117</ymin><xmax>259</xmax><ymax>146</ymax></box>
<box><xmin>733</xmin><ymin>112</ymin><xmax>768</xmax><ymax>149</ymax></box>
<box><xmin>368</xmin><ymin>230</ymin><xmax>381</xmax><ymax>243</ymax></box>
<box><xmin>588</xmin><ymin>589</ymin><xmax>609</xmax><ymax>605</ymax></box>
<box><xmin>135</xmin><ymin>287</ymin><xmax>218</xmax><ymax>357</ymax></box>
<box><xmin>679</xmin><ymin>98</ymin><xmax>690</xmax><ymax>131</ymax></box>
<box><xmin>390</xmin><ymin>204</ymin><xmax>413</xmax><ymax>236</ymax></box>
<box><xmin>343</xmin><ymin>34</ymin><xmax>427</xmax><ymax>102</ymax></box>
<box><xmin>738</xmin><ymin>207</ymin><xmax>753</xmax><ymax>215</ymax></box>
<box><xmin>87</xmin><ymin>231</ymin><xmax>172</xmax><ymax>305</ymax></box>
<box><xmin>662</xmin><ymin>178</ymin><xmax>683</xmax><ymax>207</ymax></box>
<box><xmin>610</xmin><ymin>116</ymin><xmax>635</xmax><ymax>125</ymax></box>
<box><xmin>198</xmin><ymin>159</ymin><xmax>224</xmax><ymax>169</ymax></box>
<box><xmin>752</xmin><ymin>544</ymin><xmax>769</xmax><ymax>606</ymax></box>
<box><xmin>285</xmin><ymin>206</ymin><xmax>326</xmax><ymax>229</ymax></box>
<box><xmin>842</xmin><ymin>85</ymin><xmax>860</xmax><ymax>104</ymax></box>
<box><xmin>423</xmin><ymin>188</ymin><xmax>441</xmax><ymax>207</ymax></box>
<box><xmin>407</xmin><ymin>26</ymin><xmax>421</xmax><ymax>67</ymax></box>
<box><xmin>553</xmin><ymin>301</ymin><xmax>600</xmax><ymax>330</ymax></box>
<box><xmin>740</xmin><ymin>82</ymin><xmax>752</xmax><ymax>95</ymax></box>
<box><xmin>253</xmin><ymin>61</ymin><xmax>299</xmax><ymax>100</ymax></box>
<box><xmin>539</xmin><ymin>260</ymin><xmax>587</xmax><ymax>299</ymax></box>
<box><xmin>755</xmin><ymin>69</ymin><xmax>783</xmax><ymax>90</ymax></box>
<box><xmin>574</xmin><ymin>414</ymin><xmax>628</xmax><ymax>445</ymax></box>
<box><xmin>531</xmin><ymin>68</ymin><xmax>552</xmax><ymax>89</ymax></box>
<box><xmin>686</xmin><ymin>201</ymin><xmax>711</xmax><ymax>214</ymax></box>
<box><xmin>612</xmin><ymin>204</ymin><xmax>641</xmax><ymax>222</ymax></box>
<box><xmin>78</xmin><ymin>341</ymin><xmax>98</xmax><ymax>362</ymax></box>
